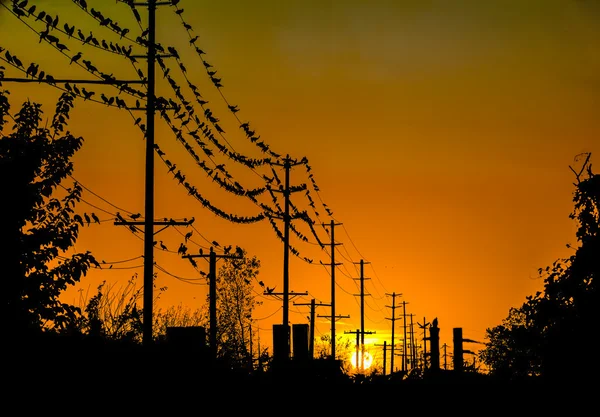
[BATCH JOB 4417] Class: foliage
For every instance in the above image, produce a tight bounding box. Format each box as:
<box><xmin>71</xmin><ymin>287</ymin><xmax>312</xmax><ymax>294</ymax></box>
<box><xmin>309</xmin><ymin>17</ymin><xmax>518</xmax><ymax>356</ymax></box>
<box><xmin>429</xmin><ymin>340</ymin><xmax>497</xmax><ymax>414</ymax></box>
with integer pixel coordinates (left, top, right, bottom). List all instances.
<box><xmin>75</xmin><ymin>274</ymin><xmax>145</xmax><ymax>343</ymax></box>
<box><xmin>314</xmin><ymin>334</ymin><xmax>355</xmax><ymax>373</ymax></box>
<box><xmin>0</xmin><ymin>86</ymin><xmax>99</xmax><ymax>336</ymax></box>
<box><xmin>198</xmin><ymin>247</ymin><xmax>265</xmax><ymax>369</ymax></box>
<box><xmin>480</xmin><ymin>153</ymin><xmax>599</xmax><ymax>380</ymax></box>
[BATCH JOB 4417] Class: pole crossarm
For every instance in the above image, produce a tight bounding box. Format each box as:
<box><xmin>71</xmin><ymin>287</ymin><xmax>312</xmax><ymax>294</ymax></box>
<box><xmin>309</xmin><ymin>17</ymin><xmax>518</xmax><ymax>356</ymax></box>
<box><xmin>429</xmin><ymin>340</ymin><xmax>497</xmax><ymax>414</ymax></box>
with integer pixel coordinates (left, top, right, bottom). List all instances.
<box><xmin>114</xmin><ymin>218</ymin><xmax>194</xmax><ymax>235</ymax></box>
<box><xmin>0</xmin><ymin>77</ymin><xmax>146</xmax><ymax>84</ymax></box>
<box><xmin>294</xmin><ymin>302</ymin><xmax>331</xmax><ymax>307</ymax></box>
<box><xmin>263</xmin><ymin>291</ymin><xmax>307</xmax><ymax>301</ymax></box>
<box><xmin>344</xmin><ymin>330</ymin><xmax>376</xmax><ymax>336</ymax></box>
<box><xmin>317</xmin><ymin>314</ymin><xmax>350</xmax><ymax>321</ymax></box>
<box><xmin>129</xmin><ymin>54</ymin><xmax>174</xmax><ymax>59</ymax></box>
<box><xmin>182</xmin><ymin>253</ymin><xmax>242</xmax><ymax>261</ymax></box>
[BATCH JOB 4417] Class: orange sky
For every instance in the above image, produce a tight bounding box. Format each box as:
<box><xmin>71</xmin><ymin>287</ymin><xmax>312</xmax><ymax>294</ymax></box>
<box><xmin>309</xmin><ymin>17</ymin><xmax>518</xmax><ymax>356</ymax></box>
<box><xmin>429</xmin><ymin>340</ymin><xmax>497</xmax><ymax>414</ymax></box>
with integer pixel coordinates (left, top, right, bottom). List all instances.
<box><xmin>1</xmin><ymin>0</ymin><xmax>599</xmax><ymax>370</ymax></box>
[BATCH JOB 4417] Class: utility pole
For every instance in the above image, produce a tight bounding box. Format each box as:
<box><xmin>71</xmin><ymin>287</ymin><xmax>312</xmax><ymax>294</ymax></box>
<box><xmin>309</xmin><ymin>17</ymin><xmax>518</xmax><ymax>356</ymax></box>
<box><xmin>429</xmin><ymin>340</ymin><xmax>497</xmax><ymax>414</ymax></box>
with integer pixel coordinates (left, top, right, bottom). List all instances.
<box><xmin>385</xmin><ymin>292</ymin><xmax>402</xmax><ymax>373</ymax></box>
<box><xmin>143</xmin><ymin>0</ymin><xmax>158</xmax><ymax>349</ymax></box>
<box><xmin>294</xmin><ymin>299</ymin><xmax>331</xmax><ymax>359</ymax></box>
<box><xmin>321</xmin><ymin>220</ymin><xmax>341</xmax><ymax>361</ymax></box>
<box><xmin>115</xmin><ymin>216</ymin><xmax>193</xmax><ymax>343</ymax></box>
<box><xmin>317</xmin><ymin>310</ymin><xmax>350</xmax><ymax>361</ymax></box>
<box><xmin>374</xmin><ymin>341</ymin><xmax>387</xmax><ymax>375</ymax></box>
<box><xmin>418</xmin><ymin>316</ymin><xmax>430</xmax><ymax>370</ymax></box>
<box><xmin>270</xmin><ymin>154</ymin><xmax>304</xmax><ymax>360</ymax></box>
<box><xmin>409</xmin><ymin>313</ymin><xmax>416</xmax><ymax>369</ymax></box>
<box><xmin>182</xmin><ymin>247</ymin><xmax>242</xmax><ymax>359</ymax></box>
<box><xmin>352</xmin><ymin>260</ymin><xmax>373</xmax><ymax>372</ymax></box>
<box><xmin>264</xmin><ymin>288</ymin><xmax>307</xmax><ymax>362</ymax></box>
<box><xmin>402</xmin><ymin>300</ymin><xmax>409</xmax><ymax>372</ymax></box>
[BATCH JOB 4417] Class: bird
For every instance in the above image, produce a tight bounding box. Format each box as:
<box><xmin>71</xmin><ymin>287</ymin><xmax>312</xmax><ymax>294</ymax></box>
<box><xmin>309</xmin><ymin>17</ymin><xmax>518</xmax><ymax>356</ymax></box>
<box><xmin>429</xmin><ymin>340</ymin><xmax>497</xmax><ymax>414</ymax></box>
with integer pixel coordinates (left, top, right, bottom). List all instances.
<box><xmin>184</xmin><ymin>231</ymin><xmax>192</xmax><ymax>242</ymax></box>
<box><xmin>70</xmin><ymin>52</ymin><xmax>82</xmax><ymax>65</ymax></box>
<box><xmin>91</xmin><ymin>213</ymin><xmax>100</xmax><ymax>224</ymax></box>
<box><xmin>81</xmin><ymin>88</ymin><xmax>94</xmax><ymax>100</ymax></box>
<box><xmin>130</xmin><ymin>213</ymin><xmax>141</xmax><ymax>220</ymax></box>
<box><xmin>64</xmin><ymin>24</ymin><xmax>75</xmax><ymax>38</ymax></box>
<box><xmin>26</xmin><ymin>63</ymin><xmax>38</xmax><ymax>78</ymax></box>
<box><xmin>159</xmin><ymin>241</ymin><xmax>168</xmax><ymax>251</ymax></box>
<box><xmin>83</xmin><ymin>213</ymin><xmax>91</xmax><ymax>225</ymax></box>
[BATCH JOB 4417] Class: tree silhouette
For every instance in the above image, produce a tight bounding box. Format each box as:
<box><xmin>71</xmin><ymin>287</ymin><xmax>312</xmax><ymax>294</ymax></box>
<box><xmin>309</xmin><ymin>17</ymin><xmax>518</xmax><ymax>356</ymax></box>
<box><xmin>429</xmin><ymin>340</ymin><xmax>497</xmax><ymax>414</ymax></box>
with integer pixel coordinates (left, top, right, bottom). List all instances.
<box><xmin>480</xmin><ymin>153</ymin><xmax>598</xmax><ymax>381</ymax></box>
<box><xmin>0</xmin><ymin>88</ymin><xmax>99</xmax><ymax>339</ymax></box>
<box><xmin>199</xmin><ymin>247</ymin><xmax>264</xmax><ymax>370</ymax></box>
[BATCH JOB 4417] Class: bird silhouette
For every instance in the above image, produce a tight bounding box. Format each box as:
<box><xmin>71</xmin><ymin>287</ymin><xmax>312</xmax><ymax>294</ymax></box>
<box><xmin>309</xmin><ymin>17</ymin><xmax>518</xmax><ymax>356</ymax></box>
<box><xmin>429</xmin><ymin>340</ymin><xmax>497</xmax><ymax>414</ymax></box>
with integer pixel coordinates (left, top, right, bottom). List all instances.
<box><xmin>91</xmin><ymin>213</ymin><xmax>100</xmax><ymax>224</ymax></box>
<box><xmin>130</xmin><ymin>213</ymin><xmax>141</xmax><ymax>220</ymax></box>
<box><xmin>159</xmin><ymin>241</ymin><xmax>168</xmax><ymax>251</ymax></box>
<box><xmin>70</xmin><ymin>52</ymin><xmax>82</xmax><ymax>65</ymax></box>
<box><xmin>26</xmin><ymin>63</ymin><xmax>38</xmax><ymax>78</ymax></box>
<box><xmin>84</xmin><ymin>213</ymin><xmax>91</xmax><ymax>225</ymax></box>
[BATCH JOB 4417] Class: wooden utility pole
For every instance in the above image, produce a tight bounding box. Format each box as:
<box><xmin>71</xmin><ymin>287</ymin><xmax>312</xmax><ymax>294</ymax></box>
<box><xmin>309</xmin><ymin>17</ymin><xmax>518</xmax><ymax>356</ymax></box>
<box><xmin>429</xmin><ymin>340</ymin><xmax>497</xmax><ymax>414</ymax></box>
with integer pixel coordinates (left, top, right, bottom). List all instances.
<box><xmin>294</xmin><ymin>298</ymin><xmax>331</xmax><ymax>359</ymax></box>
<box><xmin>409</xmin><ymin>313</ymin><xmax>416</xmax><ymax>369</ymax></box>
<box><xmin>182</xmin><ymin>247</ymin><xmax>242</xmax><ymax>359</ymax></box>
<box><xmin>374</xmin><ymin>341</ymin><xmax>388</xmax><ymax>375</ymax></box>
<box><xmin>321</xmin><ymin>220</ymin><xmax>342</xmax><ymax>360</ymax></box>
<box><xmin>143</xmin><ymin>0</ymin><xmax>158</xmax><ymax>349</ymax></box>
<box><xmin>385</xmin><ymin>292</ymin><xmax>401</xmax><ymax>373</ymax></box>
<box><xmin>402</xmin><ymin>300</ymin><xmax>409</xmax><ymax>371</ymax></box>
<box><xmin>270</xmin><ymin>154</ymin><xmax>304</xmax><ymax>360</ymax></box>
<box><xmin>418</xmin><ymin>316</ymin><xmax>431</xmax><ymax>369</ymax></box>
<box><xmin>351</xmin><ymin>260</ymin><xmax>374</xmax><ymax>372</ymax></box>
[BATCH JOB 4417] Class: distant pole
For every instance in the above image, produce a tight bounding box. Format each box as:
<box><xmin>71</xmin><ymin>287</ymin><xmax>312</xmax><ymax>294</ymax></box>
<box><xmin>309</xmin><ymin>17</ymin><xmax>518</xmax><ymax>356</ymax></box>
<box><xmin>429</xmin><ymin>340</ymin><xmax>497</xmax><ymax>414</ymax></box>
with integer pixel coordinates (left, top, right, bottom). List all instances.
<box><xmin>183</xmin><ymin>248</ymin><xmax>243</xmax><ymax>359</ymax></box>
<box><xmin>309</xmin><ymin>299</ymin><xmax>315</xmax><ymax>358</ymax></box>
<box><xmin>383</xmin><ymin>341</ymin><xmax>387</xmax><ymax>375</ymax></box>
<box><xmin>209</xmin><ymin>249</ymin><xmax>217</xmax><ymax>357</ymax></box>
<box><xmin>385</xmin><ymin>292</ymin><xmax>401</xmax><ymax>373</ymax></box>
<box><xmin>142</xmin><ymin>0</ymin><xmax>157</xmax><ymax>348</ymax></box>
<box><xmin>402</xmin><ymin>301</ymin><xmax>407</xmax><ymax>372</ymax></box>
<box><xmin>321</xmin><ymin>220</ymin><xmax>341</xmax><ymax>360</ymax></box>
<box><xmin>374</xmin><ymin>341</ymin><xmax>388</xmax><ymax>375</ymax></box>
<box><xmin>295</xmin><ymin>299</ymin><xmax>334</xmax><ymax>359</ymax></box>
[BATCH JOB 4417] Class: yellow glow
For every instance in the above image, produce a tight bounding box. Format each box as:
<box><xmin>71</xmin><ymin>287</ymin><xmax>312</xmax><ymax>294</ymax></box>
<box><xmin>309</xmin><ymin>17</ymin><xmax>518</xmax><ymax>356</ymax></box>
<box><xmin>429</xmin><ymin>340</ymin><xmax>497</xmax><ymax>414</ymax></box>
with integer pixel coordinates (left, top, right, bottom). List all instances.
<box><xmin>350</xmin><ymin>350</ymin><xmax>373</xmax><ymax>370</ymax></box>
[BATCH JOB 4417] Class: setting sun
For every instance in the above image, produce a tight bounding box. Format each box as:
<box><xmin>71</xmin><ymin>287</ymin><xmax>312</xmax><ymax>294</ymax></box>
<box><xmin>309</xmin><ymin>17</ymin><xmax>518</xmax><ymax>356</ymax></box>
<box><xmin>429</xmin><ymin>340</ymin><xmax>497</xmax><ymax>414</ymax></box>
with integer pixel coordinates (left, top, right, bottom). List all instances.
<box><xmin>350</xmin><ymin>350</ymin><xmax>373</xmax><ymax>370</ymax></box>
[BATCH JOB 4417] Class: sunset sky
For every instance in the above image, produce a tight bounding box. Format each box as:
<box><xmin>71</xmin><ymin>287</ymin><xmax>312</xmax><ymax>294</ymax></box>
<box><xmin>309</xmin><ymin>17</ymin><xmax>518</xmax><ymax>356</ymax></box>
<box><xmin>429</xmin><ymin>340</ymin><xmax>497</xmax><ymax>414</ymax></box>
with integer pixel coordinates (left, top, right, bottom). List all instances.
<box><xmin>1</xmin><ymin>0</ymin><xmax>598</xmax><ymax>370</ymax></box>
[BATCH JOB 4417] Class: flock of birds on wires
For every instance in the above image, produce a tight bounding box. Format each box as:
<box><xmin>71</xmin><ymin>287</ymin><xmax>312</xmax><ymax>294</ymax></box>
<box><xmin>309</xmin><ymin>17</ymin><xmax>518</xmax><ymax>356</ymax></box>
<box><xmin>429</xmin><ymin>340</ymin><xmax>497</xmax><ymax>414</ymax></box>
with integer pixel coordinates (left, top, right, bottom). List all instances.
<box><xmin>0</xmin><ymin>0</ymin><xmax>412</xmax><ymax>335</ymax></box>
